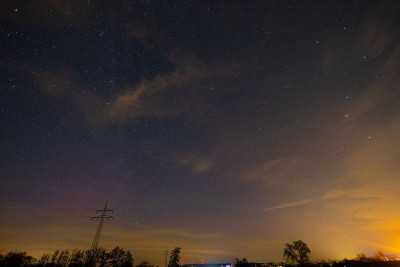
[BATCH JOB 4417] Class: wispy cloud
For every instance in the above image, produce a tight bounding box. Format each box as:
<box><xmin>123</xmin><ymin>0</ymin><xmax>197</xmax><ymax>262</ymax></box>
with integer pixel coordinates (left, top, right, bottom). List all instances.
<box><xmin>264</xmin><ymin>198</ymin><xmax>316</xmax><ymax>212</ymax></box>
<box><xmin>106</xmin><ymin>66</ymin><xmax>200</xmax><ymax>122</ymax></box>
<box><xmin>358</xmin><ymin>2</ymin><xmax>399</xmax><ymax>59</ymax></box>
<box><xmin>264</xmin><ymin>190</ymin><xmax>348</xmax><ymax>212</ymax></box>
<box><xmin>242</xmin><ymin>158</ymin><xmax>298</xmax><ymax>186</ymax></box>
<box><xmin>168</xmin><ymin>153</ymin><xmax>215</xmax><ymax>174</ymax></box>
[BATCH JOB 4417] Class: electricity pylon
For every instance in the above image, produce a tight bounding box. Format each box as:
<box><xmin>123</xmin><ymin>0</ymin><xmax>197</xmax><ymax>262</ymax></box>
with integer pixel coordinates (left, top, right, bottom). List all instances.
<box><xmin>164</xmin><ymin>249</ymin><xmax>169</xmax><ymax>267</ymax></box>
<box><xmin>87</xmin><ymin>200</ymin><xmax>114</xmax><ymax>266</ymax></box>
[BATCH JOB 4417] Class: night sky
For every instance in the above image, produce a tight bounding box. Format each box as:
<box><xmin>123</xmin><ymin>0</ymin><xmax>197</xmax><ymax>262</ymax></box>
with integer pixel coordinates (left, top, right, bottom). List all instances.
<box><xmin>1</xmin><ymin>0</ymin><xmax>400</xmax><ymax>265</ymax></box>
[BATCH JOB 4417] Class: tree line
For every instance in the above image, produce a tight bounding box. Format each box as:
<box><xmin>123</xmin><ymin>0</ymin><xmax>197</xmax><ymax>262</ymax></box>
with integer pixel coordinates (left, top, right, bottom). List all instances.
<box><xmin>0</xmin><ymin>247</ymin><xmax>133</xmax><ymax>267</ymax></box>
<box><xmin>1</xmin><ymin>241</ymin><xmax>397</xmax><ymax>267</ymax></box>
<box><xmin>0</xmin><ymin>246</ymin><xmax>180</xmax><ymax>267</ymax></box>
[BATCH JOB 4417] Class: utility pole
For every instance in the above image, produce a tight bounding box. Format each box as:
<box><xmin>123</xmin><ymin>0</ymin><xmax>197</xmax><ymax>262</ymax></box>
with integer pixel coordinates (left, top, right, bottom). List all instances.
<box><xmin>87</xmin><ymin>200</ymin><xmax>114</xmax><ymax>266</ymax></box>
<box><xmin>164</xmin><ymin>249</ymin><xmax>169</xmax><ymax>267</ymax></box>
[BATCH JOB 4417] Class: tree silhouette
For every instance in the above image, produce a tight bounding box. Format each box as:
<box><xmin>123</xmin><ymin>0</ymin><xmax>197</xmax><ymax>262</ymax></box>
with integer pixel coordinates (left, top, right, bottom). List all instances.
<box><xmin>169</xmin><ymin>247</ymin><xmax>181</xmax><ymax>267</ymax></box>
<box><xmin>69</xmin><ymin>249</ymin><xmax>86</xmax><ymax>266</ymax></box>
<box><xmin>283</xmin><ymin>240</ymin><xmax>311</xmax><ymax>267</ymax></box>
<box><xmin>0</xmin><ymin>251</ymin><xmax>34</xmax><ymax>266</ymax></box>
<box><xmin>121</xmin><ymin>250</ymin><xmax>134</xmax><ymax>267</ymax></box>
<box><xmin>356</xmin><ymin>253</ymin><xmax>368</xmax><ymax>262</ymax></box>
<box><xmin>37</xmin><ymin>252</ymin><xmax>51</xmax><ymax>266</ymax></box>
<box><xmin>57</xmin><ymin>249</ymin><xmax>70</xmax><ymax>266</ymax></box>
<box><xmin>106</xmin><ymin>247</ymin><xmax>133</xmax><ymax>267</ymax></box>
<box><xmin>51</xmin><ymin>250</ymin><xmax>60</xmax><ymax>265</ymax></box>
<box><xmin>34</xmin><ymin>247</ymin><xmax>133</xmax><ymax>267</ymax></box>
<box><xmin>375</xmin><ymin>251</ymin><xmax>386</xmax><ymax>261</ymax></box>
<box><xmin>234</xmin><ymin>258</ymin><xmax>249</xmax><ymax>267</ymax></box>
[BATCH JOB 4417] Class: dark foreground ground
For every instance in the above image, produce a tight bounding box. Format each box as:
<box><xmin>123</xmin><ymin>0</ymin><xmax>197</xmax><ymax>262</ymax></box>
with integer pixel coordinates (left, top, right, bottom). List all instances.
<box><xmin>328</xmin><ymin>261</ymin><xmax>400</xmax><ymax>267</ymax></box>
<box><xmin>182</xmin><ymin>261</ymin><xmax>400</xmax><ymax>267</ymax></box>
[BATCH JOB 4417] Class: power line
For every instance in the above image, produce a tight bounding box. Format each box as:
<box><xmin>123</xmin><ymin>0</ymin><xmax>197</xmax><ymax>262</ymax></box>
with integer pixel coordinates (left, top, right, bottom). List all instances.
<box><xmin>87</xmin><ymin>200</ymin><xmax>114</xmax><ymax>266</ymax></box>
<box><xmin>165</xmin><ymin>249</ymin><xmax>169</xmax><ymax>267</ymax></box>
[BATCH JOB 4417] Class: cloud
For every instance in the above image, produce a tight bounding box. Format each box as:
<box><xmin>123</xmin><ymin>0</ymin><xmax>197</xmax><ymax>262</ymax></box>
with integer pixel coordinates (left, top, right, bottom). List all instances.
<box><xmin>263</xmin><ymin>189</ymin><xmax>349</xmax><ymax>212</ymax></box>
<box><xmin>167</xmin><ymin>152</ymin><xmax>215</xmax><ymax>174</ymax></box>
<box><xmin>28</xmin><ymin>64</ymin><xmax>204</xmax><ymax>128</ymax></box>
<box><xmin>341</xmin><ymin>46</ymin><xmax>400</xmax><ymax>126</ymax></box>
<box><xmin>31</xmin><ymin>67</ymin><xmax>72</xmax><ymax>96</ymax></box>
<box><xmin>264</xmin><ymin>198</ymin><xmax>316</xmax><ymax>212</ymax></box>
<box><xmin>270</xmin><ymin>40</ymin><xmax>400</xmax><ymax>255</ymax></box>
<box><xmin>358</xmin><ymin>2</ymin><xmax>400</xmax><ymax>58</ymax></box>
<box><xmin>106</xmin><ymin>67</ymin><xmax>200</xmax><ymax>122</ymax></box>
<box><xmin>241</xmin><ymin>158</ymin><xmax>295</xmax><ymax>187</ymax></box>
<box><xmin>26</xmin><ymin>66</ymin><xmax>110</xmax><ymax>128</ymax></box>
<box><xmin>260</xmin><ymin>41</ymin><xmax>400</xmax><ymax>222</ymax></box>
<box><xmin>360</xmin><ymin>25</ymin><xmax>391</xmax><ymax>58</ymax></box>
<box><xmin>193</xmin><ymin>159</ymin><xmax>213</xmax><ymax>173</ymax></box>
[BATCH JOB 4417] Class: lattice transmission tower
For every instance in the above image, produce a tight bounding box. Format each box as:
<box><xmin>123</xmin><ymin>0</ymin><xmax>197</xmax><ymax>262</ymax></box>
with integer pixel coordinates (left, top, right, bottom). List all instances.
<box><xmin>87</xmin><ymin>200</ymin><xmax>114</xmax><ymax>265</ymax></box>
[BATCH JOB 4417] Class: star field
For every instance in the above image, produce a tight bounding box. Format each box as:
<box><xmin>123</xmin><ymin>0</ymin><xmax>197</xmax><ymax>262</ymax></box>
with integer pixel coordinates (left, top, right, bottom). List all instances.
<box><xmin>1</xmin><ymin>0</ymin><xmax>400</xmax><ymax>265</ymax></box>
